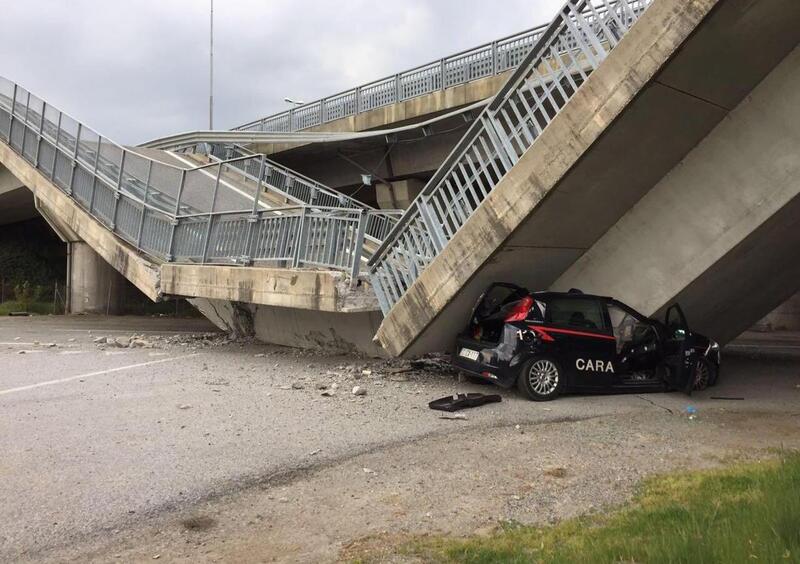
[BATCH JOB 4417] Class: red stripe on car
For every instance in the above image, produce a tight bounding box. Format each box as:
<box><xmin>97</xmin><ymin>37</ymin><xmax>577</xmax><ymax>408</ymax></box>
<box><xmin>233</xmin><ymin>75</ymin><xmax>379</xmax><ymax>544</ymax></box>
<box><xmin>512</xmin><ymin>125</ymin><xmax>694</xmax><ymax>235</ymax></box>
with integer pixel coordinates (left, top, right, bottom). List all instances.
<box><xmin>528</xmin><ymin>325</ymin><xmax>616</xmax><ymax>341</ymax></box>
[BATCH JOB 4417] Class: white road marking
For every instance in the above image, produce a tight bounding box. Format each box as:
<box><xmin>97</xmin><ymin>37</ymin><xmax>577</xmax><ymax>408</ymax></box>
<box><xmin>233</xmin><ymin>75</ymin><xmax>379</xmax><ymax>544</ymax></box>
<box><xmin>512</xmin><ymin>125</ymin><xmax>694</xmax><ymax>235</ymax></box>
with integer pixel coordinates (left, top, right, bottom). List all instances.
<box><xmin>0</xmin><ymin>354</ymin><xmax>198</xmax><ymax>396</ymax></box>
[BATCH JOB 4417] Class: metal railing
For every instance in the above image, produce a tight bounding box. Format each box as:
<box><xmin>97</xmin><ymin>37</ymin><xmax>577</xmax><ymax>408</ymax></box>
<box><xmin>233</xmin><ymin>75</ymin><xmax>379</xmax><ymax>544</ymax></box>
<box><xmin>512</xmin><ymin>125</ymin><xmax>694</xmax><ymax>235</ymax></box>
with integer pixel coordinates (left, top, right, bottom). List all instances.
<box><xmin>234</xmin><ymin>19</ymin><xmax>555</xmax><ymax>133</ymax></box>
<box><xmin>195</xmin><ymin>142</ymin><xmax>403</xmax><ymax>242</ymax></box>
<box><xmin>367</xmin><ymin>0</ymin><xmax>653</xmax><ymax>314</ymax></box>
<box><xmin>0</xmin><ymin>76</ymin><xmax>386</xmax><ymax>279</ymax></box>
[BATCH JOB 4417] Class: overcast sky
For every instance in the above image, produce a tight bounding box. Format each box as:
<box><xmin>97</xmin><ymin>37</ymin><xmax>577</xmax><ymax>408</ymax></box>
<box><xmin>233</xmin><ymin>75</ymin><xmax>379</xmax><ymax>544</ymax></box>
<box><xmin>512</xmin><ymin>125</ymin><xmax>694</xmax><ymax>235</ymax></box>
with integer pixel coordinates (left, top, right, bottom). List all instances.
<box><xmin>0</xmin><ymin>0</ymin><xmax>564</xmax><ymax>145</ymax></box>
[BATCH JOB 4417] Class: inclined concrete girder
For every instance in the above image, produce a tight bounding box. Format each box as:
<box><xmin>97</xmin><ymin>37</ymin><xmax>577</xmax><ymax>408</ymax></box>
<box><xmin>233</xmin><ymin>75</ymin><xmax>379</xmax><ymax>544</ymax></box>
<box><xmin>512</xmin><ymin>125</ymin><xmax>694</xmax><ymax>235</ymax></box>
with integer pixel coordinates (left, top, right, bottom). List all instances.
<box><xmin>0</xmin><ymin>164</ymin><xmax>36</xmax><ymax>225</ymax></box>
<box><xmin>554</xmin><ymin>44</ymin><xmax>800</xmax><ymax>343</ymax></box>
<box><xmin>373</xmin><ymin>0</ymin><xmax>800</xmax><ymax>357</ymax></box>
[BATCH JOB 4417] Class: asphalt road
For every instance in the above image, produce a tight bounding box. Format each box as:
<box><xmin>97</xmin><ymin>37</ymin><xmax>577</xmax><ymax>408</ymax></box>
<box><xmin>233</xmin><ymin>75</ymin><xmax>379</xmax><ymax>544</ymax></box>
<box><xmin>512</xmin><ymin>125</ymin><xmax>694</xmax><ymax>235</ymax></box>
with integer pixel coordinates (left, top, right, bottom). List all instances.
<box><xmin>0</xmin><ymin>316</ymin><xmax>798</xmax><ymax>562</ymax></box>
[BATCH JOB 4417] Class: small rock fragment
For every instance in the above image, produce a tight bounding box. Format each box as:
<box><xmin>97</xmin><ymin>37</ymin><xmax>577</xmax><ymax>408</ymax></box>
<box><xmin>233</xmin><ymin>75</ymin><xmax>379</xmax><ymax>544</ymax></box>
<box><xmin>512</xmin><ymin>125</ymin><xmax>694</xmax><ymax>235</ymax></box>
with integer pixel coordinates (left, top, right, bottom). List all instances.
<box><xmin>440</xmin><ymin>413</ymin><xmax>467</xmax><ymax>420</ymax></box>
<box><xmin>352</xmin><ymin>386</ymin><xmax>366</xmax><ymax>396</ymax></box>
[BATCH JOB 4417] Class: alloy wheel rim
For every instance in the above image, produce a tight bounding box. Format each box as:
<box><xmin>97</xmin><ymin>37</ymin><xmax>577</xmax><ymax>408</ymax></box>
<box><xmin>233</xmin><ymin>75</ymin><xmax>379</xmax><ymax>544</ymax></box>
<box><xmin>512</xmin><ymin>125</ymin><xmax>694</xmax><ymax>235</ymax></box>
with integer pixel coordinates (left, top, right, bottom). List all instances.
<box><xmin>529</xmin><ymin>359</ymin><xmax>559</xmax><ymax>395</ymax></box>
<box><xmin>693</xmin><ymin>361</ymin><xmax>710</xmax><ymax>390</ymax></box>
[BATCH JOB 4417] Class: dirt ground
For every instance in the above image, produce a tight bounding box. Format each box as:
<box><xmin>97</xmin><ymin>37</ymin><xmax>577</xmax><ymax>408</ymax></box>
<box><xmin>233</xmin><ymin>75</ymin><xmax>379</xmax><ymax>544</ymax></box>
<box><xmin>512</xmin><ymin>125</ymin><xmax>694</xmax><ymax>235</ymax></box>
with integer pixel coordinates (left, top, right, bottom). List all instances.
<box><xmin>1</xmin><ymin>316</ymin><xmax>798</xmax><ymax>563</ymax></box>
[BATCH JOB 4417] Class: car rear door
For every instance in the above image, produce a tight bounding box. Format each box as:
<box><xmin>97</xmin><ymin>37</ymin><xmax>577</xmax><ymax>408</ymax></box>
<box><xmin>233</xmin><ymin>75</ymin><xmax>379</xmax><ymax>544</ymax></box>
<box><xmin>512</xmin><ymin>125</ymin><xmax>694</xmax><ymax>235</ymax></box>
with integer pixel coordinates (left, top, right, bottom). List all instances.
<box><xmin>661</xmin><ymin>304</ymin><xmax>696</xmax><ymax>394</ymax></box>
<box><xmin>542</xmin><ymin>296</ymin><xmax>616</xmax><ymax>389</ymax></box>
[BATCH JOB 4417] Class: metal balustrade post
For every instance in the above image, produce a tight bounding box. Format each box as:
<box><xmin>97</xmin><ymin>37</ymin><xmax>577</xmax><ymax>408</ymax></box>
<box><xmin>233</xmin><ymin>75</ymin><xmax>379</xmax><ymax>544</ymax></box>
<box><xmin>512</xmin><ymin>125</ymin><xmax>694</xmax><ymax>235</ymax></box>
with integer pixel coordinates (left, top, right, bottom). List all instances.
<box><xmin>355</xmin><ymin>87</ymin><xmax>361</xmax><ymax>114</ymax></box>
<box><xmin>491</xmin><ymin>41</ymin><xmax>498</xmax><ymax>75</ymax></box>
<box><xmin>350</xmin><ymin>209</ymin><xmax>368</xmax><ymax>284</ymax></box>
<box><xmin>110</xmin><ymin>150</ymin><xmax>126</xmax><ymax>230</ymax></box>
<box><xmin>66</xmin><ymin>123</ymin><xmax>82</xmax><ymax>196</ymax></box>
<box><xmin>200</xmin><ymin>164</ymin><xmax>223</xmax><ymax>263</ymax></box>
<box><xmin>21</xmin><ymin>91</ymin><xmax>30</xmax><ymax>157</ymax></box>
<box><xmin>166</xmin><ymin>169</ymin><xmax>187</xmax><ymax>262</ymax></box>
<box><xmin>291</xmin><ymin>206</ymin><xmax>309</xmax><ymax>268</ymax></box>
<box><xmin>50</xmin><ymin>112</ymin><xmax>61</xmax><ymax>181</ymax></box>
<box><xmin>34</xmin><ymin>101</ymin><xmax>46</xmax><ymax>167</ymax></box>
<box><xmin>3</xmin><ymin>84</ymin><xmax>15</xmax><ymax>142</ymax></box>
<box><xmin>320</xmin><ymin>98</ymin><xmax>327</xmax><ymax>124</ymax></box>
<box><xmin>241</xmin><ymin>156</ymin><xmax>265</xmax><ymax>264</ymax></box>
<box><xmin>88</xmin><ymin>135</ymin><xmax>102</xmax><ymax>213</ymax></box>
<box><xmin>395</xmin><ymin>74</ymin><xmax>402</xmax><ymax>103</ymax></box>
<box><xmin>440</xmin><ymin>58</ymin><xmax>446</xmax><ymax>90</ymax></box>
<box><xmin>136</xmin><ymin>160</ymin><xmax>152</xmax><ymax>248</ymax></box>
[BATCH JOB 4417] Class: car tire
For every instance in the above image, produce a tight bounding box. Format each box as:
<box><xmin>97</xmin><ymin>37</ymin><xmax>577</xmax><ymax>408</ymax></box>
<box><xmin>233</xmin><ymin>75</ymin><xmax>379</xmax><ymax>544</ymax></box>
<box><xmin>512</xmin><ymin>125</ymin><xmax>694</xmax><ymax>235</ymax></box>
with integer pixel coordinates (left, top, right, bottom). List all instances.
<box><xmin>693</xmin><ymin>357</ymin><xmax>715</xmax><ymax>391</ymax></box>
<box><xmin>517</xmin><ymin>356</ymin><xmax>565</xmax><ymax>401</ymax></box>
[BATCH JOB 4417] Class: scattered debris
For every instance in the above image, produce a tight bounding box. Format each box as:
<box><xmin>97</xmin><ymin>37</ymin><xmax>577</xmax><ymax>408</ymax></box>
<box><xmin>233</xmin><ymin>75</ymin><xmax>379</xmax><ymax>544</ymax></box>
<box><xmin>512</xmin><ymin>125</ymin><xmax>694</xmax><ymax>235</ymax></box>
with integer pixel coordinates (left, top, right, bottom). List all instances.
<box><xmin>177</xmin><ymin>404</ymin><xmax>192</xmax><ymax>410</ymax></box>
<box><xmin>291</xmin><ymin>382</ymin><xmax>305</xmax><ymax>390</ymax></box>
<box><xmin>710</xmin><ymin>396</ymin><xmax>745</xmax><ymax>401</ymax></box>
<box><xmin>362</xmin><ymin>467</ymin><xmax>375</xmax><ymax>474</ymax></box>
<box><xmin>352</xmin><ymin>386</ymin><xmax>367</xmax><ymax>396</ymax></box>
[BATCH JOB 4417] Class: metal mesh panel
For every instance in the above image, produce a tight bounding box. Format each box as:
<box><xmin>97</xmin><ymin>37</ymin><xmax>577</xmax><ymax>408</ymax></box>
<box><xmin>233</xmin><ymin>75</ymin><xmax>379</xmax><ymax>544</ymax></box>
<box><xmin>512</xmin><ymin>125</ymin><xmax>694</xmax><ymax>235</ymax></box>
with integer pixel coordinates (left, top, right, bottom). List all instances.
<box><xmin>57</xmin><ymin>113</ymin><xmax>79</xmax><ymax>156</ymax></box>
<box><xmin>0</xmin><ymin>106</ymin><xmax>10</xmax><ymax>142</ymax></box>
<box><xmin>291</xmin><ymin>103</ymin><xmax>321</xmax><ymax>130</ymax></box>
<box><xmin>253</xmin><ymin>215</ymin><xmax>299</xmax><ymax>263</ymax></box>
<box><xmin>41</xmin><ymin>104</ymin><xmax>60</xmax><ymax>144</ymax></box>
<box><xmin>71</xmin><ymin>166</ymin><xmax>94</xmax><ymax>206</ymax></box>
<box><xmin>52</xmin><ymin>151</ymin><xmax>72</xmax><ymax>191</ymax></box>
<box><xmin>401</xmin><ymin>64</ymin><xmax>441</xmax><ymax>100</ymax></box>
<box><xmin>76</xmin><ymin>126</ymin><xmax>99</xmax><ymax>168</ymax></box>
<box><xmin>9</xmin><ymin>118</ymin><xmax>24</xmax><ymax>151</ymax></box>
<box><xmin>91</xmin><ymin>180</ymin><xmax>117</xmax><ymax>225</ymax></box>
<box><xmin>0</xmin><ymin>79</ymin><xmax>13</xmax><ymax>113</ymax></box>
<box><xmin>207</xmin><ymin>215</ymin><xmax>249</xmax><ymax>261</ymax></box>
<box><xmin>140</xmin><ymin>212</ymin><xmax>173</xmax><ymax>257</ymax></box>
<box><xmin>37</xmin><ymin>138</ymin><xmax>56</xmax><ymax>176</ymax></box>
<box><xmin>115</xmin><ymin>197</ymin><xmax>143</xmax><ymax>243</ymax></box>
<box><xmin>360</xmin><ymin>78</ymin><xmax>396</xmax><ymax>112</ymax></box>
<box><xmin>12</xmin><ymin>86</ymin><xmax>28</xmax><ymax>119</ymax></box>
<box><xmin>120</xmin><ymin>151</ymin><xmax>149</xmax><ymax>201</ymax></box>
<box><xmin>172</xmin><ymin>217</ymin><xmax>207</xmax><ymax>261</ymax></box>
<box><xmin>323</xmin><ymin>91</ymin><xmax>357</xmax><ymax>122</ymax></box>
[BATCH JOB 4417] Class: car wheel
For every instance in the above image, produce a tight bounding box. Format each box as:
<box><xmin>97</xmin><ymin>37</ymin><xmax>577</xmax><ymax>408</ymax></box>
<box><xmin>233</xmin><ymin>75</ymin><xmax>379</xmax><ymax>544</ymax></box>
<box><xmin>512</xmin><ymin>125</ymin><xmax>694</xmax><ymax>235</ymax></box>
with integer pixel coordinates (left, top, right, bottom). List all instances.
<box><xmin>693</xmin><ymin>357</ymin><xmax>714</xmax><ymax>391</ymax></box>
<box><xmin>517</xmin><ymin>356</ymin><xmax>564</xmax><ymax>401</ymax></box>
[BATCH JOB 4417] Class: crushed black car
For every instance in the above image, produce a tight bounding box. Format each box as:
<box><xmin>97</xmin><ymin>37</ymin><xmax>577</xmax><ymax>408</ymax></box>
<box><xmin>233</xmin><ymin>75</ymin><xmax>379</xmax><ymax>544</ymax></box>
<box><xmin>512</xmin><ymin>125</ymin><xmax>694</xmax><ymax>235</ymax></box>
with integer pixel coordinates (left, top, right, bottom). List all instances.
<box><xmin>452</xmin><ymin>284</ymin><xmax>721</xmax><ymax>401</ymax></box>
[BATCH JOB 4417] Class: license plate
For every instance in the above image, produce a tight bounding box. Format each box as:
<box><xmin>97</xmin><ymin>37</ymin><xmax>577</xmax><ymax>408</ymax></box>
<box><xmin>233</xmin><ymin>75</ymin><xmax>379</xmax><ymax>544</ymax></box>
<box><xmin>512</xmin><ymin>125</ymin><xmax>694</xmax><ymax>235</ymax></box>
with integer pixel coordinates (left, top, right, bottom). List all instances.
<box><xmin>459</xmin><ymin>348</ymin><xmax>480</xmax><ymax>361</ymax></box>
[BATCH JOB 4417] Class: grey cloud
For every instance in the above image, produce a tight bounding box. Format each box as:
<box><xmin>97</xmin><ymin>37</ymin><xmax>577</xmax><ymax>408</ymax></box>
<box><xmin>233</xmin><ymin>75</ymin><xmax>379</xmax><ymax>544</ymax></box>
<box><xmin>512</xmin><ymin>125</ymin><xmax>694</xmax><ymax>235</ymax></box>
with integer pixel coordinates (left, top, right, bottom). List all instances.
<box><xmin>0</xmin><ymin>0</ymin><xmax>564</xmax><ymax>145</ymax></box>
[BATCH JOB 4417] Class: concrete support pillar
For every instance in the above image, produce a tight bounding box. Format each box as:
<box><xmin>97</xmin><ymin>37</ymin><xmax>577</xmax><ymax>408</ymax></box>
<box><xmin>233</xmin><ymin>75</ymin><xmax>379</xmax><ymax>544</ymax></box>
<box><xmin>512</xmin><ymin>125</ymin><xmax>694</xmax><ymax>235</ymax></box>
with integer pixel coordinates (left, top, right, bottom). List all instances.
<box><xmin>376</xmin><ymin>179</ymin><xmax>424</xmax><ymax>210</ymax></box>
<box><xmin>68</xmin><ymin>241</ymin><xmax>126</xmax><ymax>315</ymax></box>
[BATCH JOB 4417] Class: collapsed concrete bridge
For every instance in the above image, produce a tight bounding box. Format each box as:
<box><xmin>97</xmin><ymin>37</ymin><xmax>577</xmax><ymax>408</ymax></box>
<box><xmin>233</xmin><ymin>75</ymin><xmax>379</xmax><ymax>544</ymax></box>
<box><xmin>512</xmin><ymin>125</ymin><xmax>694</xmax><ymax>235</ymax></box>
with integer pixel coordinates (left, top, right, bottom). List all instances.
<box><xmin>1</xmin><ymin>0</ymin><xmax>799</xmax><ymax>357</ymax></box>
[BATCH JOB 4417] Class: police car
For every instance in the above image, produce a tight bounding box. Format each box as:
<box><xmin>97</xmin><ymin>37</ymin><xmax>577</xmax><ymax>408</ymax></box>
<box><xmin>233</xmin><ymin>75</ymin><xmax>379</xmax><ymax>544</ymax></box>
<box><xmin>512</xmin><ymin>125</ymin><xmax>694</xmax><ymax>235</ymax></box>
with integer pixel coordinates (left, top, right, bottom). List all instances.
<box><xmin>452</xmin><ymin>284</ymin><xmax>721</xmax><ymax>401</ymax></box>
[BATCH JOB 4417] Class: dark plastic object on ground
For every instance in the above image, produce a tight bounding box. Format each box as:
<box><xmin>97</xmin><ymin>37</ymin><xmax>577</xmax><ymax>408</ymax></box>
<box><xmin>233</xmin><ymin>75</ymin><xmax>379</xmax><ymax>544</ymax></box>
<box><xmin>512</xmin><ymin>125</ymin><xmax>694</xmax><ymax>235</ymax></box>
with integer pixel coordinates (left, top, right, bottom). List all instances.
<box><xmin>429</xmin><ymin>393</ymin><xmax>502</xmax><ymax>412</ymax></box>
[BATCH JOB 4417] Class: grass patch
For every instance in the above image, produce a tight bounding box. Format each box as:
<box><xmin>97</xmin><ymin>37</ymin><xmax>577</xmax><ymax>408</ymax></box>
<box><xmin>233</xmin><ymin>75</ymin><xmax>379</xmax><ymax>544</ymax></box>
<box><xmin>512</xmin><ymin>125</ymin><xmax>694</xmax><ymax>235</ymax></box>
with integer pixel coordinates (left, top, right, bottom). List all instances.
<box><xmin>0</xmin><ymin>300</ymin><xmax>58</xmax><ymax>316</ymax></box>
<box><xmin>372</xmin><ymin>453</ymin><xmax>800</xmax><ymax>563</ymax></box>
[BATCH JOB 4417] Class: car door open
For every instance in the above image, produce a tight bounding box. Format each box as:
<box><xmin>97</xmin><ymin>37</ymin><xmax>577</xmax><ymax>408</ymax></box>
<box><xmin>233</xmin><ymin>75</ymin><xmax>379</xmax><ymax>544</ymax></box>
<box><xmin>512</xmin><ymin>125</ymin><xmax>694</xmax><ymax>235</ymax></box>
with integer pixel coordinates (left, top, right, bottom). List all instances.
<box><xmin>662</xmin><ymin>304</ymin><xmax>696</xmax><ymax>394</ymax></box>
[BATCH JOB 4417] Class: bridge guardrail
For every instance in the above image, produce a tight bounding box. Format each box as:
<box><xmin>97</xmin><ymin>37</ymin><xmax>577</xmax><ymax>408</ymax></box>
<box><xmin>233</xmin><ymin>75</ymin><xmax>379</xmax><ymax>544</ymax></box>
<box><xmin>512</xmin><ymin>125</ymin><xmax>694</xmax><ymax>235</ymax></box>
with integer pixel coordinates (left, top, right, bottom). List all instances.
<box><xmin>197</xmin><ymin>143</ymin><xmax>403</xmax><ymax>243</ymax></box>
<box><xmin>234</xmin><ymin>18</ymin><xmax>552</xmax><ymax>133</ymax></box>
<box><xmin>367</xmin><ymin>0</ymin><xmax>652</xmax><ymax>314</ymax></box>
<box><xmin>0</xmin><ymin>77</ymin><xmax>384</xmax><ymax>280</ymax></box>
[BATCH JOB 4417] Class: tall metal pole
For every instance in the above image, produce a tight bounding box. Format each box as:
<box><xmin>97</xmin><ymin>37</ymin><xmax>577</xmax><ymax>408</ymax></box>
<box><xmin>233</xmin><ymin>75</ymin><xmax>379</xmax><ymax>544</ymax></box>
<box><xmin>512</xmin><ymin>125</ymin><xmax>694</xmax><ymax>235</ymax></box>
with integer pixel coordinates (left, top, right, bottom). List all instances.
<box><xmin>209</xmin><ymin>0</ymin><xmax>214</xmax><ymax>130</ymax></box>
